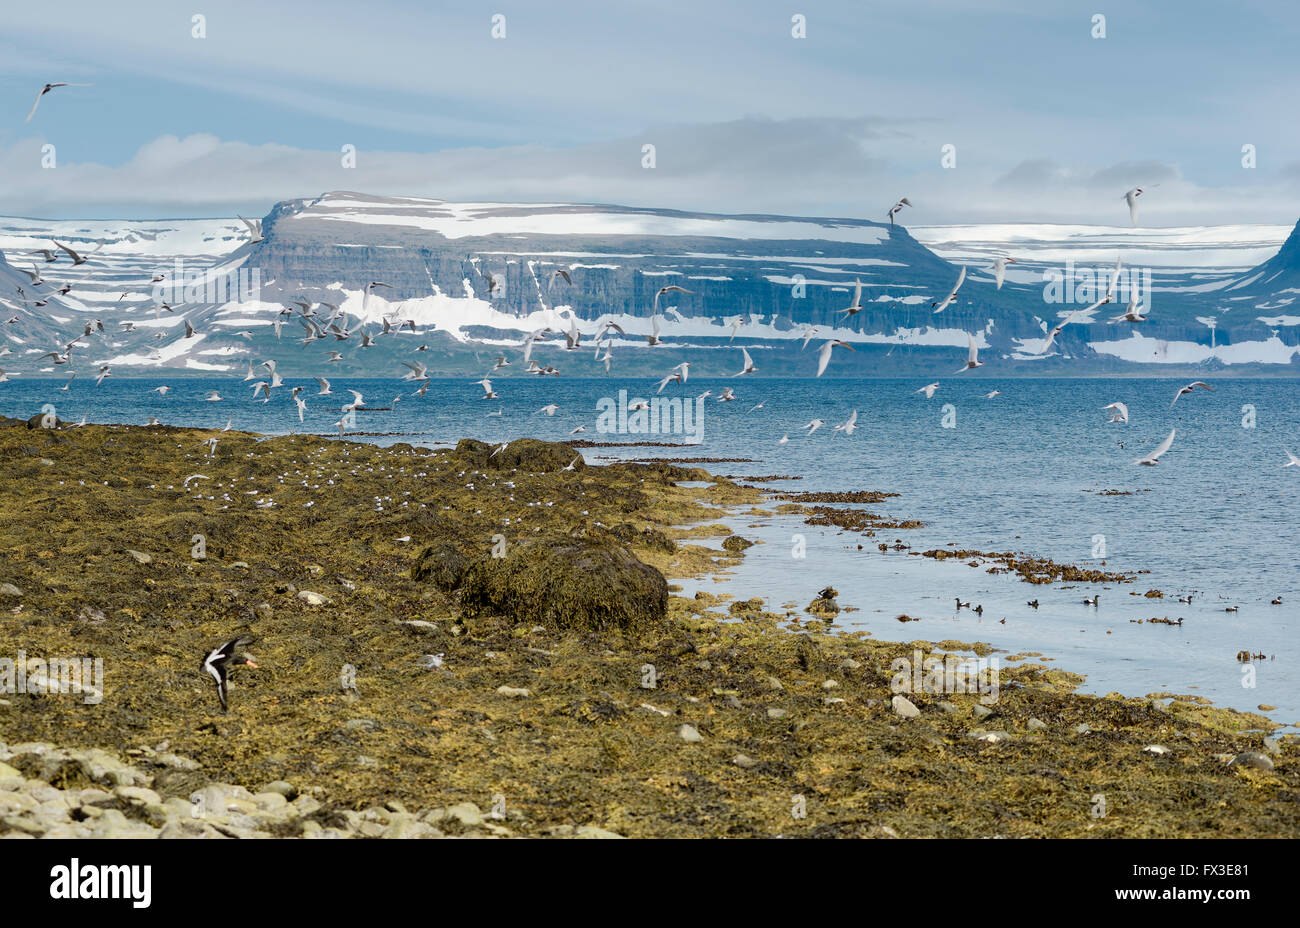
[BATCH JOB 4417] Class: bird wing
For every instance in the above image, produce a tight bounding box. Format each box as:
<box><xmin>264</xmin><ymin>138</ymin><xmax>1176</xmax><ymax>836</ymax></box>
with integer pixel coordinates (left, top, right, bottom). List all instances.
<box><xmin>816</xmin><ymin>341</ymin><xmax>833</xmax><ymax>377</ymax></box>
<box><xmin>25</xmin><ymin>88</ymin><xmax>46</xmax><ymax>122</ymax></box>
<box><xmin>55</xmin><ymin>240</ymin><xmax>84</xmax><ymax>262</ymax></box>
<box><xmin>1147</xmin><ymin>428</ymin><xmax>1176</xmax><ymax>461</ymax></box>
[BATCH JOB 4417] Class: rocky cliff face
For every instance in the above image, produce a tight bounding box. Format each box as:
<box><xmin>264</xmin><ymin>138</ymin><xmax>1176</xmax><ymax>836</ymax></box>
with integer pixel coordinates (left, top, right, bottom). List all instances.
<box><xmin>4</xmin><ymin>193</ymin><xmax>1300</xmax><ymax>377</ymax></box>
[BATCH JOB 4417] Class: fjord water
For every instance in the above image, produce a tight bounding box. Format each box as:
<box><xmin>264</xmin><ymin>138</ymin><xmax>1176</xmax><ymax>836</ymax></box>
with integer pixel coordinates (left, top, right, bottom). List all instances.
<box><xmin>5</xmin><ymin>375</ymin><xmax>1296</xmax><ymax>726</ymax></box>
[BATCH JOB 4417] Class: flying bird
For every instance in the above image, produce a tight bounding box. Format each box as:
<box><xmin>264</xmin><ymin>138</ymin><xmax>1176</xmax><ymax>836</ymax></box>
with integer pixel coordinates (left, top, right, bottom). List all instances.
<box><xmin>1135</xmin><ymin>428</ymin><xmax>1176</xmax><ymax>466</ymax></box>
<box><xmin>1171</xmin><ymin>381</ymin><xmax>1213</xmax><ymax>406</ymax></box>
<box><xmin>887</xmin><ymin>197</ymin><xmax>911</xmax><ymax>227</ymax></box>
<box><xmin>26</xmin><ymin>82</ymin><xmax>93</xmax><ymax>122</ymax></box>
<box><xmin>816</xmin><ymin>339</ymin><xmax>855</xmax><ymax>377</ymax></box>
<box><xmin>931</xmin><ymin>266</ymin><xmax>966</xmax><ymax>313</ymax></box>
<box><xmin>916</xmin><ymin>382</ymin><xmax>940</xmax><ymax>399</ymax></box>
<box><xmin>1102</xmin><ymin>402</ymin><xmax>1129</xmax><ymax>423</ymax></box>
<box><xmin>238</xmin><ymin>215</ymin><xmax>265</xmax><ymax>244</ymax></box>
<box><xmin>201</xmin><ymin>635</ymin><xmax>258</xmax><ymax>712</ymax></box>
<box><xmin>832</xmin><ymin>409</ymin><xmax>859</xmax><ymax>436</ymax></box>
<box><xmin>838</xmin><ymin>279</ymin><xmax>864</xmax><ymax>317</ymax></box>
<box><xmin>990</xmin><ymin>257</ymin><xmax>1017</xmax><ymax>289</ymax></box>
<box><xmin>955</xmin><ymin>333</ymin><xmax>983</xmax><ymax>372</ymax></box>
<box><xmin>1122</xmin><ymin>185</ymin><xmax>1157</xmax><ymax>226</ymax></box>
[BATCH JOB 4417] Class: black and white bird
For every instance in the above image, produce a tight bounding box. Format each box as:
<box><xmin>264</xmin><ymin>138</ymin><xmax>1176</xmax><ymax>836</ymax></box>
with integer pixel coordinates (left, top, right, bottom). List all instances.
<box><xmin>887</xmin><ymin>197</ymin><xmax>912</xmax><ymax>227</ymax></box>
<box><xmin>201</xmin><ymin>635</ymin><xmax>258</xmax><ymax>712</ymax></box>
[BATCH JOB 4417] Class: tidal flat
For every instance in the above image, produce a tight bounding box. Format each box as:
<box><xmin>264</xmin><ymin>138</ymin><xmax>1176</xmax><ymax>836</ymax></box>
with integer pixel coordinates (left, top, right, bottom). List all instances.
<box><xmin>0</xmin><ymin>418</ymin><xmax>1295</xmax><ymax>838</ymax></box>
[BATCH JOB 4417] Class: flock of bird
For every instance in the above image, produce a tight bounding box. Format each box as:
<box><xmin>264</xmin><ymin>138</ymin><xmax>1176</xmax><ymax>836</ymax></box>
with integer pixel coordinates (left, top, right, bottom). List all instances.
<box><xmin>0</xmin><ymin>77</ymin><xmax>1286</xmax><ymax>475</ymax></box>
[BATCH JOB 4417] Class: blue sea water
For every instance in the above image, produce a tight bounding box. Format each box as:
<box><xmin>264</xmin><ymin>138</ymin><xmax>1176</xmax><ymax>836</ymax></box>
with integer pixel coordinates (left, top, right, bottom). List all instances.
<box><xmin>3</xmin><ymin>375</ymin><xmax>1296</xmax><ymax>726</ymax></box>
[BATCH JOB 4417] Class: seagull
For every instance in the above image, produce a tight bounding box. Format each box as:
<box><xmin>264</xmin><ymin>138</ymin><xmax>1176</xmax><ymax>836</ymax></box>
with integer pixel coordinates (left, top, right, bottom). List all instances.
<box><xmin>152</xmin><ymin>385</ymin><xmax>172</xmax><ymax>395</ymax></box>
<box><xmin>201</xmin><ymin>636</ymin><xmax>258</xmax><ymax>712</ymax></box>
<box><xmin>293</xmin><ymin>392</ymin><xmax>307</xmax><ymax>422</ymax></box>
<box><xmin>203</xmin><ymin>390</ymin><xmax>223</xmax><ymax>402</ymax></box>
<box><xmin>990</xmin><ymin>257</ymin><xmax>1017</xmax><ymax>289</ymax></box>
<box><xmin>476</xmin><ymin>378</ymin><xmax>499</xmax><ymax>400</ymax></box>
<box><xmin>327</xmin><ymin>351</ymin><xmax>344</xmax><ymax>362</ymax></box>
<box><xmin>931</xmin><ymin>266</ymin><xmax>966</xmax><ymax>313</ymax></box>
<box><xmin>916</xmin><ymin>382</ymin><xmax>940</xmax><ymax>399</ymax></box>
<box><xmin>562</xmin><ymin>456</ymin><xmax>581</xmax><ymax>471</ymax></box>
<box><xmin>315</xmin><ymin>377</ymin><xmax>332</xmax><ymax>395</ymax></box>
<box><xmin>26</xmin><ymin>82</ymin><xmax>93</xmax><ymax>122</ymax></box>
<box><xmin>803</xmin><ymin>418</ymin><xmax>826</xmax><ymax>435</ymax></box>
<box><xmin>1110</xmin><ymin>291</ymin><xmax>1148</xmax><ymax>323</ymax></box>
<box><xmin>1102</xmin><ymin>402</ymin><xmax>1129</xmax><ymax>423</ymax></box>
<box><xmin>1171</xmin><ymin>381</ymin><xmax>1213</xmax><ymax>406</ymax></box>
<box><xmin>735</xmin><ymin>348</ymin><xmax>757</xmax><ymax>376</ymax></box>
<box><xmin>800</xmin><ymin>326</ymin><xmax>820</xmax><ymax>350</ymax></box>
<box><xmin>838</xmin><ymin>279</ymin><xmax>864</xmax><ymax>317</ymax></box>
<box><xmin>237</xmin><ymin>215</ymin><xmax>264</xmax><ymax>244</ymax></box>
<box><xmin>717</xmin><ymin>388</ymin><xmax>737</xmax><ymax>402</ymax></box>
<box><xmin>984</xmin><ymin>390</ymin><xmax>1001</xmax><ymax>399</ymax></box>
<box><xmin>645</xmin><ymin>313</ymin><xmax>664</xmax><ymax>347</ymax></box>
<box><xmin>779</xmin><ymin>433</ymin><xmax>789</xmax><ymax>444</ymax></box>
<box><xmin>1122</xmin><ymin>185</ymin><xmax>1157</xmax><ymax>226</ymax></box>
<box><xmin>184</xmin><ymin>319</ymin><xmax>196</xmax><ymax>338</ymax></box>
<box><xmin>816</xmin><ymin>339</ymin><xmax>855</xmax><ymax>377</ymax></box>
<box><xmin>1285</xmin><ymin>450</ymin><xmax>1300</xmax><ymax>468</ymax></box>
<box><xmin>343</xmin><ymin>389</ymin><xmax>365</xmax><ymax>412</ymax></box>
<box><xmin>59</xmin><ymin>373</ymin><xmax>76</xmax><ymax>391</ymax></box>
<box><xmin>887</xmin><ymin>197</ymin><xmax>911</xmax><ymax>227</ymax></box>
<box><xmin>653</xmin><ymin>286</ymin><xmax>694</xmax><ymax>315</ymax></box>
<box><xmin>262</xmin><ymin>359</ymin><xmax>283</xmax><ymax>389</ymax></box>
<box><xmin>955</xmin><ymin>333</ymin><xmax>982</xmax><ymax>372</ymax></box>
<box><xmin>53</xmin><ymin>241</ymin><xmax>88</xmax><ymax>265</ymax></box>
<box><xmin>1135</xmin><ymin>428</ymin><xmax>1176</xmax><ymax>466</ymax></box>
<box><xmin>832</xmin><ymin>410</ymin><xmax>858</xmax><ymax>436</ymax></box>
<box><xmin>537</xmin><ymin>404</ymin><xmax>559</xmax><ymax>416</ymax></box>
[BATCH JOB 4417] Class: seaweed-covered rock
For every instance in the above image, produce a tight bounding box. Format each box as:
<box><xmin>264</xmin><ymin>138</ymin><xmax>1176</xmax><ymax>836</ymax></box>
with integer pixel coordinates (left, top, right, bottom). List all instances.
<box><xmin>606</xmin><ymin>461</ymin><xmax>712</xmax><ymax>484</ymax></box>
<box><xmin>451</xmin><ymin>438</ymin><xmax>582</xmax><ymax>473</ymax></box>
<box><xmin>604</xmin><ymin>522</ymin><xmax>676</xmax><ymax>554</ymax></box>
<box><xmin>458</xmin><ymin>536</ymin><xmax>667</xmax><ymax>630</ymax></box>
<box><xmin>721</xmin><ymin>535</ymin><xmax>753</xmax><ymax>553</ymax></box>
<box><xmin>807</xmin><ymin>588</ymin><xmax>840</xmax><ymax>617</ymax></box>
<box><xmin>410</xmin><ymin>542</ymin><xmax>471</xmax><ymax>592</ymax></box>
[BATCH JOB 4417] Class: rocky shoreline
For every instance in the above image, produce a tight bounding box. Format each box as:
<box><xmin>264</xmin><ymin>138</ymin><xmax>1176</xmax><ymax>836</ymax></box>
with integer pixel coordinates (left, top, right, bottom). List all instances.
<box><xmin>0</xmin><ymin>419</ymin><xmax>1296</xmax><ymax>838</ymax></box>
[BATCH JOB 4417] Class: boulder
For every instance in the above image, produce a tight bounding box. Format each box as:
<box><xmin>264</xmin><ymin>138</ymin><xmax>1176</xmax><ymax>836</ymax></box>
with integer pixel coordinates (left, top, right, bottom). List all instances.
<box><xmin>458</xmin><ymin>536</ymin><xmax>667</xmax><ymax>631</ymax></box>
<box><xmin>452</xmin><ymin>438</ymin><xmax>582</xmax><ymax>473</ymax></box>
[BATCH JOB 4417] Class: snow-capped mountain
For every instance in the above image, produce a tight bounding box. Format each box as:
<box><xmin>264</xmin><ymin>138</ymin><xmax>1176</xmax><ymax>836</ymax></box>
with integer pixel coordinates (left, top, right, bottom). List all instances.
<box><xmin>2</xmin><ymin>191</ymin><xmax>1299</xmax><ymax>377</ymax></box>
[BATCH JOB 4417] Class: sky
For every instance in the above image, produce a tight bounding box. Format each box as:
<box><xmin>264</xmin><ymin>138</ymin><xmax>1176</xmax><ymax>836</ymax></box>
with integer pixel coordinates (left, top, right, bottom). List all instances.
<box><xmin>1</xmin><ymin>0</ymin><xmax>1299</xmax><ymax>226</ymax></box>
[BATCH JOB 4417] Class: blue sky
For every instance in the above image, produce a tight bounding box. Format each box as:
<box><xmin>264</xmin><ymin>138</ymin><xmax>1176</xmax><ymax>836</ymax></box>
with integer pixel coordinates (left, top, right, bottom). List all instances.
<box><xmin>2</xmin><ymin>0</ymin><xmax>1298</xmax><ymax>224</ymax></box>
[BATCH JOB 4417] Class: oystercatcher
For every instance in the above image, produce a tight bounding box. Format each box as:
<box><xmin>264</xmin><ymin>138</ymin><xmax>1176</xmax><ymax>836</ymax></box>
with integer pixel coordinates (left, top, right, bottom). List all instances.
<box><xmin>201</xmin><ymin>635</ymin><xmax>258</xmax><ymax>711</ymax></box>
